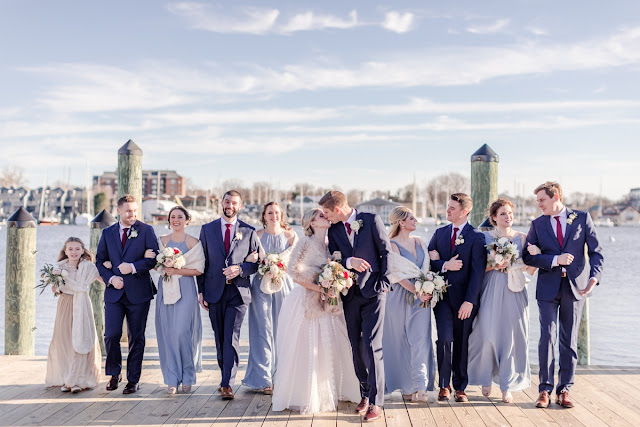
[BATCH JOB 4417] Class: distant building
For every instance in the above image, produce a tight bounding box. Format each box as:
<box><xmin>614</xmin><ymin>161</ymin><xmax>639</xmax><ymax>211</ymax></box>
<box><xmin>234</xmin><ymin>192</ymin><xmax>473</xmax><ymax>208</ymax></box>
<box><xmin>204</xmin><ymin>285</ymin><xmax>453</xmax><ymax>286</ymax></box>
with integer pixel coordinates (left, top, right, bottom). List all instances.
<box><xmin>356</xmin><ymin>197</ymin><xmax>402</xmax><ymax>223</ymax></box>
<box><xmin>93</xmin><ymin>170</ymin><xmax>186</xmax><ymax>199</ymax></box>
<box><xmin>618</xmin><ymin>206</ymin><xmax>640</xmax><ymax>226</ymax></box>
<box><xmin>0</xmin><ymin>186</ymin><xmax>87</xmax><ymax>222</ymax></box>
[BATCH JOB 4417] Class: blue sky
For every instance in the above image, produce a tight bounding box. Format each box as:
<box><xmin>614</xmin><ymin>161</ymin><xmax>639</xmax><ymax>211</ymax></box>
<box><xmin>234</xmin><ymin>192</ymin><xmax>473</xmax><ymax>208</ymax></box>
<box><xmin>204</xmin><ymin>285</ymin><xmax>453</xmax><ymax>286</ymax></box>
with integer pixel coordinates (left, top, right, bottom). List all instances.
<box><xmin>1</xmin><ymin>1</ymin><xmax>639</xmax><ymax>200</ymax></box>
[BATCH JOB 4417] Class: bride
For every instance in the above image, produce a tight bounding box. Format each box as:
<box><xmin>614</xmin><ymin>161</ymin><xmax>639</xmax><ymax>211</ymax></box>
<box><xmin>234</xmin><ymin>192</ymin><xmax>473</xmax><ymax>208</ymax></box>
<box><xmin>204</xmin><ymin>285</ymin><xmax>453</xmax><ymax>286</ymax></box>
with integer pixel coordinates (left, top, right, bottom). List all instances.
<box><xmin>271</xmin><ymin>208</ymin><xmax>361</xmax><ymax>414</ymax></box>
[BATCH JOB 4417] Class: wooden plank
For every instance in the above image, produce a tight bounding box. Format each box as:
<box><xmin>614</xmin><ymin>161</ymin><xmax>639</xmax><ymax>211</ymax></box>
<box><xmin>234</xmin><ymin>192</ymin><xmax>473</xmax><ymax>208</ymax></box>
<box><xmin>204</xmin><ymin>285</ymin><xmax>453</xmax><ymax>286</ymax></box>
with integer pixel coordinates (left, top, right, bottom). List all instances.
<box><xmin>336</xmin><ymin>399</ymin><xmax>362</xmax><ymax>427</ymax></box>
<box><xmin>311</xmin><ymin>410</ymin><xmax>337</xmax><ymax>427</ymax></box>
<box><xmin>383</xmin><ymin>391</ymin><xmax>412</xmax><ymax>427</ymax></box>
<box><xmin>262</xmin><ymin>407</ymin><xmax>291</xmax><ymax>427</ymax></box>
<box><xmin>526</xmin><ymin>374</ymin><xmax>588</xmax><ymax>427</ymax></box>
<box><xmin>156</xmin><ymin>369</ymin><xmax>221</xmax><ymax>426</ymax></box>
<box><xmin>235</xmin><ymin>392</ymin><xmax>272</xmax><ymax>427</ymax></box>
<box><xmin>578</xmin><ymin>367</ymin><xmax>640</xmax><ymax>417</ymax></box>
<box><xmin>209</xmin><ymin>386</ymin><xmax>253</xmax><ymax>427</ymax></box>
<box><xmin>455</xmin><ymin>386</ymin><xmax>504</xmax><ymax>427</ymax></box>
<box><xmin>509</xmin><ymin>382</ymin><xmax>559</xmax><ymax>427</ymax></box>
<box><xmin>402</xmin><ymin>394</ymin><xmax>438</xmax><ymax>427</ymax></box>
<box><xmin>285</xmin><ymin>410</ymin><xmax>314</xmax><ymax>427</ymax></box>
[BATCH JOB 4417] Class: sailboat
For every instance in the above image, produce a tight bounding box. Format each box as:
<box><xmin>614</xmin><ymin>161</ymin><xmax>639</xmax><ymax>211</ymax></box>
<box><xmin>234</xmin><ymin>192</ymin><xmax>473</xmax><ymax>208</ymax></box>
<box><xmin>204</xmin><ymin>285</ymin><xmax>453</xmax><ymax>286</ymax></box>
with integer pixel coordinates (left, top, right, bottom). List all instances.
<box><xmin>38</xmin><ymin>168</ymin><xmax>59</xmax><ymax>225</ymax></box>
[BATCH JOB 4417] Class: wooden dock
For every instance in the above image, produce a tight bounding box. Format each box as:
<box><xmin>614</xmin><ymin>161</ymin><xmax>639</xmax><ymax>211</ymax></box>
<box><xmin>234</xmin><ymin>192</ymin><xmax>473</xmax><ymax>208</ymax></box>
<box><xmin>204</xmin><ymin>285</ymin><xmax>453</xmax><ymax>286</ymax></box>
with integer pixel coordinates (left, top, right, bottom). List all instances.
<box><xmin>1</xmin><ymin>341</ymin><xmax>638</xmax><ymax>426</ymax></box>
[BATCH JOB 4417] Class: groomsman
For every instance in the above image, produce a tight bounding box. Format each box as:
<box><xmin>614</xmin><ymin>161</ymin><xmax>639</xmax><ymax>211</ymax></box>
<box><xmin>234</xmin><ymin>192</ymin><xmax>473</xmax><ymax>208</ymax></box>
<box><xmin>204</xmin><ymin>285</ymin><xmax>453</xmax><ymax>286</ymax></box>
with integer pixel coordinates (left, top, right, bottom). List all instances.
<box><xmin>428</xmin><ymin>193</ymin><xmax>486</xmax><ymax>402</ymax></box>
<box><xmin>321</xmin><ymin>190</ymin><xmax>391</xmax><ymax>422</ymax></box>
<box><xmin>523</xmin><ymin>182</ymin><xmax>603</xmax><ymax>409</ymax></box>
<box><xmin>198</xmin><ymin>190</ymin><xmax>260</xmax><ymax>400</ymax></box>
<box><xmin>96</xmin><ymin>195</ymin><xmax>159</xmax><ymax>394</ymax></box>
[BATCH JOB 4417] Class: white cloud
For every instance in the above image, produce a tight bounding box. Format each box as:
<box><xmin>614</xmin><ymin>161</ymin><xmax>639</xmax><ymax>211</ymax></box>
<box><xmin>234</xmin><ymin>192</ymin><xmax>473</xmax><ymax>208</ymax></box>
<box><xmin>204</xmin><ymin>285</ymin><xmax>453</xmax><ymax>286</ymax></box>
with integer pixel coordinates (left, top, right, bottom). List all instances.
<box><xmin>382</xmin><ymin>11</ymin><xmax>415</xmax><ymax>34</ymax></box>
<box><xmin>527</xmin><ymin>26</ymin><xmax>548</xmax><ymax>36</ymax></box>
<box><xmin>280</xmin><ymin>10</ymin><xmax>359</xmax><ymax>33</ymax></box>
<box><xmin>167</xmin><ymin>3</ymin><xmax>279</xmax><ymax>34</ymax></box>
<box><xmin>467</xmin><ymin>18</ymin><xmax>510</xmax><ymax>34</ymax></box>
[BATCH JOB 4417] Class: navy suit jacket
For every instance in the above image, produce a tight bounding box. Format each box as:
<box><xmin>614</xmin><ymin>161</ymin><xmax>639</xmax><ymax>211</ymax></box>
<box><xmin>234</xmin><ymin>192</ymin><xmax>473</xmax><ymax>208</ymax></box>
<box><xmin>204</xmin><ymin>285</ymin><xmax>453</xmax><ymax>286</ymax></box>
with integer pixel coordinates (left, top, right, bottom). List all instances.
<box><xmin>427</xmin><ymin>223</ymin><xmax>486</xmax><ymax>308</ymax></box>
<box><xmin>197</xmin><ymin>218</ymin><xmax>260</xmax><ymax>304</ymax></box>
<box><xmin>96</xmin><ymin>220</ymin><xmax>159</xmax><ymax>305</ymax></box>
<box><xmin>327</xmin><ymin>212</ymin><xmax>391</xmax><ymax>300</ymax></box>
<box><xmin>523</xmin><ymin>208</ymin><xmax>604</xmax><ymax>302</ymax></box>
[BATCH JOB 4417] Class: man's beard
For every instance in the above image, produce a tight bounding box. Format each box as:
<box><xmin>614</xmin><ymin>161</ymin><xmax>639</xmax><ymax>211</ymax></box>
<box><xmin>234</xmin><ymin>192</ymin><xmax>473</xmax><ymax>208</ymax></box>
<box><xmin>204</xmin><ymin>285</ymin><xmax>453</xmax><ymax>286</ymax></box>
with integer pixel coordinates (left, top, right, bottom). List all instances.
<box><xmin>223</xmin><ymin>207</ymin><xmax>237</xmax><ymax>219</ymax></box>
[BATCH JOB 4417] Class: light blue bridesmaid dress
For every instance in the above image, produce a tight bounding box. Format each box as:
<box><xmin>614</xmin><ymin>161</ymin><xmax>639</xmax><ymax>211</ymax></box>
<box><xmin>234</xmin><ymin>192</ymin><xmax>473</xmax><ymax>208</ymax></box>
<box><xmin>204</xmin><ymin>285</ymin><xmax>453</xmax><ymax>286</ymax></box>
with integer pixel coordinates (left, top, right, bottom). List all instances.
<box><xmin>383</xmin><ymin>239</ymin><xmax>436</xmax><ymax>395</ymax></box>
<box><xmin>155</xmin><ymin>239</ymin><xmax>203</xmax><ymax>387</ymax></box>
<box><xmin>467</xmin><ymin>231</ymin><xmax>530</xmax><ymax>392</ymax></box>
<box><xmin>242</xmin><ymin>231</ymin><xmax>295</xmax><ymax>389</ymax></box>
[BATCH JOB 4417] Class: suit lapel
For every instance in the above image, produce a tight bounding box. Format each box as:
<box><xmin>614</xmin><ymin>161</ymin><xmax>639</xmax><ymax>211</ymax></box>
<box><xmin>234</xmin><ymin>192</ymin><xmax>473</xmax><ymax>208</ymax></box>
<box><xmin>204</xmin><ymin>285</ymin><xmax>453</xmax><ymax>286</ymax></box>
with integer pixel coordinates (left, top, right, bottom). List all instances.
<box><xmin>211</xmin><ymin>219</ymin><xmax>226</xmax><ymax>257</ymax></box>
<box><xmin>452</xmin><ymin>223</ymin><xmax>470</xmax><ymax>256</ymax></box>
<box><xmin>562</xmin><ymin>208</ymin><xmax>576</xmax><ymax>250</ymax></box>
<box><xmin>334</xmin><ymin>223</ymin><xmax>353</xmax><ymax>257</ymax></box>
<box><xmin>441</xmin><ymin>224</ymin><xmax>453</xmax><ymax>259</ymax></box>
<box><xmin>121</xmin><ymin>221</ymin><xmax>138</xmax><ymax>256</ymax></box>
<box><xmin>227</xmin><ymin>222</ymin><xmax>242</xmax><ymax>260</ymax></box>
<box><xmin>112</xmin><ymin>224</ymin><xmax>124</xmax><ymax>255</ymax></box>
<box><xmin>353</xmin><ymin>213</ymin><xmax>363</xmax><ymax>249</ymax></box>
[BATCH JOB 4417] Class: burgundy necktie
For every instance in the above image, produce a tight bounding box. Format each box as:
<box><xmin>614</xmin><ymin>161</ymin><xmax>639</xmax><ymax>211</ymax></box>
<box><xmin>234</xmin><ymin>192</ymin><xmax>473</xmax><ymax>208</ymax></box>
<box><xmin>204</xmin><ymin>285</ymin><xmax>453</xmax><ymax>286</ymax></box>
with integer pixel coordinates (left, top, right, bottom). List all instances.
<box><xmin>451</xmin><ymin>227</ymin><xmax>459</xmax><ymax>251</ymax></box>
<box><xmin>121</xmin><ymin>228</ymin><xmax>129</xmax><ymax>249</ymax></box>
<box><xmin>554</xmin><ymin>216</ymin><xmax>564</xmax><ymax>247</ymax></box>
<box><xmin>345</xmin><ymin>222</ymin><xmax>352</xmax><ymax>236</ymax></box>
<box><xmin>224</xmin><ymin>223</ymin><xmax>232</xmax><ymax>254</ymax></box>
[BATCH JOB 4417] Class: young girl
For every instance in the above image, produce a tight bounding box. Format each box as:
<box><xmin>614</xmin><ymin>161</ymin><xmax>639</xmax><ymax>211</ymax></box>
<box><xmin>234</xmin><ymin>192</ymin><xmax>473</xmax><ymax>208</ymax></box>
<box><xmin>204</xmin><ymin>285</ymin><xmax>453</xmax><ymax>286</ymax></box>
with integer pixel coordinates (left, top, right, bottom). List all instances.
<box><xmin>45</xmin><ymin>237</ymin><xmax>102</xmax><ymax>393</ymax></box>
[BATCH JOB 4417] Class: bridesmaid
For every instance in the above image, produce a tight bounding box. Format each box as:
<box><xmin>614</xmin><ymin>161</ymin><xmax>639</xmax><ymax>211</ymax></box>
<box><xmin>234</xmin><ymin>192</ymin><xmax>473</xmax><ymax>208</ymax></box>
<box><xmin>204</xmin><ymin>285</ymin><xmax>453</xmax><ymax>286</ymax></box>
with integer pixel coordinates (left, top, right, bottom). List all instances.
<box><xmin>150</xmin><ymin>206</ymin><xmax>205</xmax><ymax>394</ymax></box>
<box><xmin>467</xmin><ymin>198</ymin><xmax>537</xmax><ymax>403</ymax></box>
<box><xmin>242</xmin><ymin>201</ymin><xmax>297</xmax><ymax>394</ymax></box>
<box><xmin>45</xmin><ymin>237</ymin><xmax>102</xmax><ymax>393</ymax></box>
<box><xmin>383</xmin><ymin>207</ymin><xmax>436</xmax><ymax>402</ymax></box>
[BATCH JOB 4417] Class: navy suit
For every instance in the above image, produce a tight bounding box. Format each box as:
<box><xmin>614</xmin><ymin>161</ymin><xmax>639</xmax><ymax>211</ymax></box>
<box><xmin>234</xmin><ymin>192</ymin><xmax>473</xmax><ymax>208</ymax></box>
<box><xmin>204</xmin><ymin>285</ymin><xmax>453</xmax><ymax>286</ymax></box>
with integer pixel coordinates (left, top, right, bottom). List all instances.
<box><xmin>428</xmin><ymin>222</ymin><xmax>486</xmax><ymax>391</ymax></box>
<box><xmin>197</xmin><ymin>218</ymin><xmax>259</xmax><ymax>387</ymax></box>
<box><xmin>96</xmin><ymin>220</ymin><xmax>158</xmax><ymax>383</ymax></box>
<box><xmin>523</xmin><ymin>208</ymin><xmax>603</xmax><ymax>393</ymax></box>
<box><xmin>328</xmin><ymin>212</ymin><xmax>391</xmax><ymax>406</ymax></box>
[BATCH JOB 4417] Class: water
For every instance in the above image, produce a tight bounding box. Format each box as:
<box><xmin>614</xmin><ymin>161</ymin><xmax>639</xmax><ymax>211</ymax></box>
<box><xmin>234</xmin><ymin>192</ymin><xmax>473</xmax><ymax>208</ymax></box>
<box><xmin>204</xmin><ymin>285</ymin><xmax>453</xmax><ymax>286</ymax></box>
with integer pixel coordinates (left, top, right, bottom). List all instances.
<box><xmin>0</xmin><ymin>223</ymin><xmax>638</xmax><ymax>366</ymax></box>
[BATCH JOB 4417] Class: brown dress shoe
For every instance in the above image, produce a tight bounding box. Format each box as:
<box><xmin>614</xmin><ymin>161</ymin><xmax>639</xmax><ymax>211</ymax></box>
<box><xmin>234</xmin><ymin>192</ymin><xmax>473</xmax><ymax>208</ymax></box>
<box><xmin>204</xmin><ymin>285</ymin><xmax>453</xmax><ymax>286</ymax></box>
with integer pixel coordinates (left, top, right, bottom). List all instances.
<box><xmin>438</xmin><ymin>387</ymin><xmax>451</xmax><ymax>401</ymax></box>
<box><xmin>106</xmin><ymin>375</ymin><xmax>121</xmax><ymax>391</ymax></box>
<box><xmin>556</xmin><ymin>390</ymin><xmax>574</xmax><ymax>408</ymax></box>
<box><xmin>454</xmin><ymin>390</ymin><xmax>468</xmax><ymax>402</ymax></box>
<box><xmin>536</xmin><ymin>391</ymin><xmax>550</xmax><ymax>408</ymax></box>
<box><xmin>364</xmin><ymin>405</ymin><xmax>382</xmax><ymax>422</ymax></box>
<box><xmin>221</xmin><ymin>386</ymin><xmax>235</xmax><ymax>400</ymax></box>
<box><xmin>355</xmin><ymin>397</ymin><xmax>370</xmax><ymax>414</ymax></box>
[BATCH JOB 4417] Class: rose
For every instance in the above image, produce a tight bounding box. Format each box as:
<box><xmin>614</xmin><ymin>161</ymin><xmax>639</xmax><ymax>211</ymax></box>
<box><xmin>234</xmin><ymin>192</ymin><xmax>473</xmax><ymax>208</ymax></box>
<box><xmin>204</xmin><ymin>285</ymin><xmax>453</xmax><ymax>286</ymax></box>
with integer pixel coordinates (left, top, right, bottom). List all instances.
<box><xmin>414</xmin><ymin>280</ymin><xmax>423</xmax><ymax>293</ymax></box>
<box><xmin>269</xmin><ymin>265</ymin><xmax>280</xmax><ymax>276</ymax></box>
<box><xmin>162</xmin><ymin>247</ymin><xmax>174</xmax><ymax>257</ymax></box>
<box><xmin>267</xmin><ymin>254</ymin><xmax>278</xmax><ymax>262</ymax></box>
<box><xmin>164</xmin><ymin>258</ymin><xmax>175</xmax><ymax>268</ymax></box>
<box><xmin>61</xmin><ymin>270</ymin><xmax>68</xmax><ymax>277</ymax></box>
<box><xmin>173</xmin><ymin>248</ymin><xmax>180</xmax><ymax>254</ymax></box>
<box><xmin>346</xmin><ymin>277</ymin><xmax>353</xmax><ymax>287</ymax></box>
<box><xmin>434</xmin><ymin>276</ymin><xmax>445</xmax><ymax>287</ymax></box>
<box><xmin>494</xmin><ymin>254</ymin><xmax>505</xmax><ymax>265</ymax></box>
<box><xmin>174</xmin><ymin>256</ymin><xmax>186</xmax><ymax>269</ymax></box>
<box><xmin>497</xmin><ymin>237</ymin><xmax>509</xmax><ymax>245</ymax></box>
<box><xmin>277</xmin><ymin>262</ymin><xmax>284</xmax><ymax>269</ymax></box>
<box><xmin>52</xmin><ymin>268</ymin><xmax>62</xmax><ymax>275</ymax></box>
<box><xmin>421</xmin><ymin>281</ymin><xmax>435</xmax><ymax>294</ymax></box>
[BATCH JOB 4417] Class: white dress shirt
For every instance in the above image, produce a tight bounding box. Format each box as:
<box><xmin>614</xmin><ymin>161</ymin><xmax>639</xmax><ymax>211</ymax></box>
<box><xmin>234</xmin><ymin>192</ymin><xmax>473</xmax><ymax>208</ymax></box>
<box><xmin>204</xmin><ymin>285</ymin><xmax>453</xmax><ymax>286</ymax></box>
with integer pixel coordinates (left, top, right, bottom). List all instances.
<box><xmin>441</xmin><ymin>221</ymin><xmax>467</xmax><ymax>273</ymax></box>
<box><xmin>344</xmin><ymin>209</ymin><xmax>357</xmax><ymax>269</ymax></box>
<box><xmin>221</xmin><ymin>217</ymin><xmax>238</xmax><ymax>240</ymax></box>
<box><xmin>550</xmin><ymin>207</ymin><xmax>567</xmax><ymax>268</ymax></box>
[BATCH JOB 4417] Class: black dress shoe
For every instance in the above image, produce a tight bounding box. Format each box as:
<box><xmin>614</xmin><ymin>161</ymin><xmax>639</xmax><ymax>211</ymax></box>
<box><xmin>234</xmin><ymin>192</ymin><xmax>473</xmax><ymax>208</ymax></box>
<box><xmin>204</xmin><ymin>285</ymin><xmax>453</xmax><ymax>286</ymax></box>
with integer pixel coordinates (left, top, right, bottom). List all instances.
<box><xmin>106</xmin><ymin>375</ymin><xmax>122</xmax><ymax>391</ymax></box>
<box><xmin>123</xmin><ymin>382</ymin><xmax>139</xmax><ymax>394</ymax></box>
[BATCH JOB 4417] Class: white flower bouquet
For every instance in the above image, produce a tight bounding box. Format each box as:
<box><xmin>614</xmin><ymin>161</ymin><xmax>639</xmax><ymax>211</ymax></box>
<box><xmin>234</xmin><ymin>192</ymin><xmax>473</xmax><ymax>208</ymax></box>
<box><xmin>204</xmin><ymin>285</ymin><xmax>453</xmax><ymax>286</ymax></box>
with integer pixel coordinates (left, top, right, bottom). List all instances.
<box><xmin>317</xmin><ymin>259</ymin><xmax>356</xmax><ymax>306</ymax></box>
<box><xmin>258</xmin><ymin>253</ymin><xmax>287</xmax><ymax>292</ymax></box>
<box><xmin>408</xmin><ymin>270</ymin><xmax>448</xmax><ymax>308</ymax></box>
<box><xmin>486</xmin><ymin>237</ymin><xmax>519</xmax><ymax>272</ymax></box>
<box><xmin>36</xmin><ymin>263</ymin><xmax>68</xmax><ymax>296</ymax></box>
<box><xmin>155</xmin><ymin>247</ymin><xmax>186</xmax><ymax>280</ymax></box>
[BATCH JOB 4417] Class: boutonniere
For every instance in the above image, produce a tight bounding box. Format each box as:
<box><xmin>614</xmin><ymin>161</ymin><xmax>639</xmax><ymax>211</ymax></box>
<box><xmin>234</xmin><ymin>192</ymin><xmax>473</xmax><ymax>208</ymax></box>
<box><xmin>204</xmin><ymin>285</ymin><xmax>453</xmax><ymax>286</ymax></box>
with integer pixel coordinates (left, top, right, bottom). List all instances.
<box><xmin>455</xmin><ymin>236</ymin><xmax>464</xmax><ymax>246</ymax></box>
<box><xmin>234</xmin><ymin>231</ymin><xmax>243</xmax><ymax>241</ymax></box>
<box><xmin>567</xmin><ymin>212</ymin><xmax>578</xmax><ymax>225</ymax></box>
<box><xmin>128</xmin><ymin>228</ymin><xmax>138</xmax><ymax>239</ymax></box>
<box><xmin>351</xmin><ymin>219</ymin><xmax>364</xmax><ymax>234</ymax></box>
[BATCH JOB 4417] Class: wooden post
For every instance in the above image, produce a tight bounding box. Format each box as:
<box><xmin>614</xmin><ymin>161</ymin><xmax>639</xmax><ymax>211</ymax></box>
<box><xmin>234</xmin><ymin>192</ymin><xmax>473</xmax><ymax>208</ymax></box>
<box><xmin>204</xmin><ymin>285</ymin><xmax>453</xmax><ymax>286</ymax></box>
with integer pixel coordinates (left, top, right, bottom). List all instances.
<box><xmin>578</xmin><ymin>299</ymin><xmax>590</xmax><ymax>365</ymax></box>
<box><xmin>4</xmin><ymin>207</ymin><xmax>37</xmax><ymax>355</ymax></box>
<box><xmin>117</xmin><ymin>139</ymin><xmax>143</xmax><ymax>343</ymax></box>
<box><xmin>470</xmin><ymin>144</ymin><xmax>499</xmax><ymax>227</ymax></box>
<box><xmin>117</xmin><ymin>140</ymin><xmax>143</xmax><ymax>203</ymax></box>
<box><xmin>90</xmin><ymin>209</ymin><xmax>117</xmax><ymax>356</ymax></box>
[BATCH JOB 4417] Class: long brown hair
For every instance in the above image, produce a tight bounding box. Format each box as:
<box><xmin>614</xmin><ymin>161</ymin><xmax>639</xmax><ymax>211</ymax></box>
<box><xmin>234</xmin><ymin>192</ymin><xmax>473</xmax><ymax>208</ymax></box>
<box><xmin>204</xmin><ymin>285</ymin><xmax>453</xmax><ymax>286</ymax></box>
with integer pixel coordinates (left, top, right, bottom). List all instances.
<box><xmin>260</xmin><ymin>201</ymin><xmax>291</xmax><ymax>230</ymax></box>
<box><xmin>57</xmin><ymin>237</ymin><xmax>93</xmax><ymax>262</ymax></box>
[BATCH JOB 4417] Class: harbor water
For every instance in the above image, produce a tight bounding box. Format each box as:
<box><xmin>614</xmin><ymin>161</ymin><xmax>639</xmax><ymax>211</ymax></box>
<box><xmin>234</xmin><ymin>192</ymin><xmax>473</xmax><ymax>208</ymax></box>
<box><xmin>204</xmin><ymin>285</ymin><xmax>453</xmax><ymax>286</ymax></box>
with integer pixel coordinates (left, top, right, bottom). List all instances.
<box><xmin>0</xmin><ymin>223</ymin><xmax>638</xmax><ymax>366</ymax></box>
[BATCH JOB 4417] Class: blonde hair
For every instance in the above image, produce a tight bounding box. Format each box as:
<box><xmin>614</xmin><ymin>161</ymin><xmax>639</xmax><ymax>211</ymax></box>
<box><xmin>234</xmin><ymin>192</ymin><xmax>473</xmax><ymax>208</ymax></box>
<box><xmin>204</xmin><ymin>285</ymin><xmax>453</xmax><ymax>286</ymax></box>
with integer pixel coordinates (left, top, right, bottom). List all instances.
<box><xmin>57</xmin><ymin>237</ymin><xmax>93</xmax><ymax>262</ymax></box>
<box><xmin>389</xmin><ymin>206</ymin><xmax>413</xmax><ymax>239</ymax></box>
<box><xmin>301</xmin><ymin>208</ymin><xmax>322</xmax><ymax>237</ymax></box>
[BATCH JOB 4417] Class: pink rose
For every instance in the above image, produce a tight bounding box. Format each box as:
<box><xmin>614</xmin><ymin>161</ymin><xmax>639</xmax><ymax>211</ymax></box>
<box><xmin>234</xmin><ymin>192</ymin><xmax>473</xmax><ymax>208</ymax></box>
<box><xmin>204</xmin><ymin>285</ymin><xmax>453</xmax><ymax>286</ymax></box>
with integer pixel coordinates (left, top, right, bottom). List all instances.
<box><xmin>164</xmin><ymin>258</ymin><xmax>175</xmax><ymax>268</ymax></box>
<box><xmin>52</xmin><ymin>268</ymin><xmax>62</xmax><ymax>275</ymax></box>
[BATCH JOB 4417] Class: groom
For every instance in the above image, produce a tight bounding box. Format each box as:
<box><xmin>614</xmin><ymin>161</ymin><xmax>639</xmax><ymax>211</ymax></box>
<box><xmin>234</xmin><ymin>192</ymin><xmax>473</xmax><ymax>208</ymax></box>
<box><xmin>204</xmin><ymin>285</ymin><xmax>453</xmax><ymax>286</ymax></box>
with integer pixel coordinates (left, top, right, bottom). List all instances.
<box><xmin>198</xmin><ymin>190</ymin><xmax>260</xmax><ymax>400</ymax></box>
<box><xmin>320</xmin><ymin>190</ymin><xmax>391</xmax><ymax>422</ymax></box>
<box><xmin>96</xmin><ymin>194</ymin><xmax>159</xmax><ymax>394</ymax></box>
<box><xmin>427</xmin><ymin>193</ymin><xmax>486</xmax><ymax>402</ymax></box>
<box><xmin>523</xmin><ymin>182</ymin><xmax>603</xmax><ymax>409</ymax></box>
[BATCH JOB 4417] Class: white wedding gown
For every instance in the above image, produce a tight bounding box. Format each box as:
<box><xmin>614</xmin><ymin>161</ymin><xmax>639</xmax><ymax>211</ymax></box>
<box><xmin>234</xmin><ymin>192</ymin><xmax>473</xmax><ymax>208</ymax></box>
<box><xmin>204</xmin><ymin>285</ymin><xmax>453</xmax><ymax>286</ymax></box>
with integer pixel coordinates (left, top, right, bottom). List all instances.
<box><xmin>271</xmin><ymin>236</ymin><xmax>361</xmax><ymax>414</ymax></box>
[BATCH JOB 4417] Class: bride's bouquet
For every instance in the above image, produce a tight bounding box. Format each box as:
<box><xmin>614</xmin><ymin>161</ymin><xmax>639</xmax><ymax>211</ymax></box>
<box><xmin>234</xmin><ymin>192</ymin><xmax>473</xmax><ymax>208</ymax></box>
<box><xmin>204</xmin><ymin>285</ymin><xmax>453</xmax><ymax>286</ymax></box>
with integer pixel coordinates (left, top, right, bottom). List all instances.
<box><xmin>258</xmin><ymin>253</ymin><xmax>287</xmax><ymax>292</ymax></box>
<box><xmin>486</xmin><ymin>237</ymin><xmax>519</xmax><ymax>272</ymax></box>
<box><xmin>155</xmin><ymin>247</ymin><xmax>186</xmax><ymax>280</ymax></box>
<box><xmin>317</xmin><ymin>259</ymin><xmax>356</xmax><ymax>306</ymax></box>
<box><xmin>408</xmin><ymin>270</ymin><xmax>449</xmax><ymax>308</ymax></box>
<box><xmin>36</xmin><ymin>263</ymin><xmax>68</xmax><ymax>296</ymax></box>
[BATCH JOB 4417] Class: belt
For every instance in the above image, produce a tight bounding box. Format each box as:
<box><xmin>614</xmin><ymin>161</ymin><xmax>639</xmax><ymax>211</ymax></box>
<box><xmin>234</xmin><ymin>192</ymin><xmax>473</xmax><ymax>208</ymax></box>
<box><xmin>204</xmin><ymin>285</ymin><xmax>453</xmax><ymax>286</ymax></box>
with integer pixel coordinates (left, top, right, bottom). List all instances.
<box><xmin>561</xmin><ymin>271</ymin><xmax>567</xmax><ymax>278</ymax></box>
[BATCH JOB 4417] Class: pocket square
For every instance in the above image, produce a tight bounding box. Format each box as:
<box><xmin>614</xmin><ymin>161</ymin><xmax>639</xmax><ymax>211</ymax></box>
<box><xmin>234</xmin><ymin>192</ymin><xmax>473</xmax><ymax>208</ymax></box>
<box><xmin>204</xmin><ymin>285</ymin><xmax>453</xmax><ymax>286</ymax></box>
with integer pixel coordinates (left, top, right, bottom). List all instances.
<box><xmin>573</xmin><ymin>224</ymin><xmax>582</xmax><ymax>241</ymax></box>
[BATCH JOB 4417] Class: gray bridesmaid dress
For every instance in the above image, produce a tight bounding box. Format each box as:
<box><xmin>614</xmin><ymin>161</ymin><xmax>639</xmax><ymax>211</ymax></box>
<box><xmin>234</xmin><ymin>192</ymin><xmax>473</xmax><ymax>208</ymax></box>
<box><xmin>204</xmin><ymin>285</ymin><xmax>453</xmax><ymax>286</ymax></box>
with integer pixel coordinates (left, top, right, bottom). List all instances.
<box><xmin>467</xmin><ymin>231</ymin><xmax>530</xmax><ymax>392</ymax></box>
<box><xmin>383</xmin><ymin>239</ymin><xmax>436</xmax><ymax>394</ymax></box>
<box><xmin>242</xmin><ymin>231</ymin><xmax>295</xmax><ymax>390</ymax></box>
<box><xmin>155</xmin><ymin>239</ymin><xmax>203</xmax><ymax>387</ymax></box>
